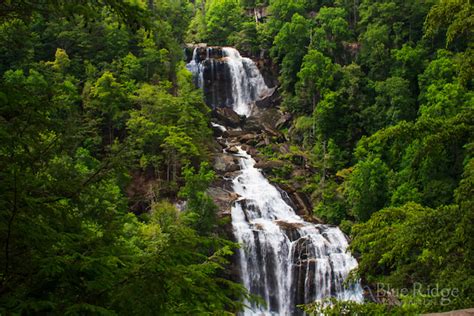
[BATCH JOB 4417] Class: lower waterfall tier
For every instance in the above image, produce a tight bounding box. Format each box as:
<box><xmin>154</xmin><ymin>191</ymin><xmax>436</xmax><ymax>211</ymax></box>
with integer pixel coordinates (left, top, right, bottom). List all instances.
<box><xmin>231</xmin><ymin>148</ymin><xmax>363</xmax><ymax>315</ymax></box>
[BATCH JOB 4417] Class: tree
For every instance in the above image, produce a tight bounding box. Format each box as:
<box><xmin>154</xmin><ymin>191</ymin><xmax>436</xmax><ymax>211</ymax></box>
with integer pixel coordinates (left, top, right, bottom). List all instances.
<box><xmin>424</xmin><ymin>0</ymin><xmax>474</xmax><ymax>49</ymax></box>
<box><xmin>179</xmin><ymin>163</ymin><xmax>218</xmax><ymax>235</ymax></box>
<box><xmin>310</xmin><ymin>6</ymin><xmax>352</xmax><ymax>62</ymax></box>
<box><xmin>205</xmin><ymin>0</ymin><xmax>242</xmax><ymax>45</ymax></box>
<box><xmin>295</xmin><ymin>49</ymin><xmax>338</xmax><ymax>113</ymax></box>
<box><xmin>357</xmin><ymin>23</ymin><xmax>391</xmax><ymax>80</ymax></box>
<box><xmin>272</xmin><ymin>13</ymin><xmax>310</xmax><ymax>92</ymax></box>
<box><xmin>84</xmin><ymin>71</ymin><xmax>129</xmax><ymax>146</ymax></box>
<box><xmin>362</xmin><ymin>76</ymin><xmax>416</xmax><ymax>133</ymax></box>
<box><xmin>347</xmin><ymin>156</ymin><xmax>390</xmax><ymax>221</ymax></box>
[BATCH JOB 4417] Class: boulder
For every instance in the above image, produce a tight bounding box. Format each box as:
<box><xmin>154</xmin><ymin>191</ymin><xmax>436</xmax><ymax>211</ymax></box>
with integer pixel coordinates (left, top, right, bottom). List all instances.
<box><xmin>212</xmin><ymin>127</ymin><xmax>224</xmax><ymax>137</ymax></box>
<box><xmin>274</xmin><ymin>220</ymin><xmax>304</xmax><ymax>231</ymax></box>
<box><xmin>207</xmin><ymin>186</ymin><xmax>240</xmax><ymax>216</ymax></box>
<box><xmin>226</xmin><ymin>146</ymin><xmax>240</xmax><ymax>154</ymax></box>
<box><xmin>240</xmin><ymin>144</ymin><xmax>258</xmax><ymax>156</ymax></box>
<box><xmin>216</xmin><ymin>138</ymin><xmax>228</xmax><ymax>148</ymax></box>
<box><xmin>242</xmin><ymin>116</ymin><xmax>264</xmax><ymax>132</ymax></box>
<box><xmin>223</xmin><ymin>129</ymin><xmax>248</xmax><ymax>138</ymax></box>
<box><xmin>237</xmin><ymin>133</ymin><xmax>258</xmax><ymax>143</ymax></box>
<box><xmin>214</xmin><ymin>153</ymin><xmax>240</xmax><ymax>173</ymax></box>
<box><xmin>255</xmin><ymin>87</ymin><xmax>279</xmax><ymax>108</ymax></box>
<box><xmin>224</xmin><ymin>170</ymin><xmax>241</xmax><ymax>178</ymax></box>
<box><xmin>214</xmin><ymin>107</ymin><xmax>243</xmax><ymax>128</ymax></box>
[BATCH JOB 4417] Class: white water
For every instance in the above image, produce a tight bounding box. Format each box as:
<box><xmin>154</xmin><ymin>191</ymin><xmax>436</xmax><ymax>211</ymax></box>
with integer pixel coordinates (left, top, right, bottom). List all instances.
<box><xmin>211</xmin><ymin>122</ymin><xmax>227</xmax><ymax>132</ymax></box>
<box><xmin>232</xmin><ymin>148</ymin><xmax>363</xmax><ymax>315</ymax></box>
<box><xmin>222</xmin><ymin>47</ymin><xmax>274</xmax><ymax>116</ymax></box>
<box><xmin>186</xmin><ymin>47</ymin><xmax>204</xmax><ymax>89</ymax></box>
<box><xmin>186</xmin><ymin>47</ymin><xmax>274</xmax><ymax>117</ymax></box>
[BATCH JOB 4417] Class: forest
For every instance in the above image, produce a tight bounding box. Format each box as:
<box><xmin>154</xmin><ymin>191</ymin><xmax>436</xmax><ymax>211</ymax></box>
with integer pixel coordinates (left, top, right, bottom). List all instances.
<box><xmin>0</xmin><ymin>0</ymin><xmax>472</xmax><ymax>315</ymax></box>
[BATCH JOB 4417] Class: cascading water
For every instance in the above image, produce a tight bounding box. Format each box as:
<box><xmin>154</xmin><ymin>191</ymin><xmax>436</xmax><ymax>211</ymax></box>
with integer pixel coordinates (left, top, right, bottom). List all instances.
<box><xmin>187</xmin><ymin>46</ymin><xmax>362</xmax><ymax>314</ymax></box>
<box><xmin>186</xmin><ymin>47</ymin><xmax>274</xmax><ymax>116</ymax></box>
<box><xmin>186</xmin><ymin>47</ymin><xmax>204</xmax><ymax>89</ymax></box>
<box><xmin>232</xmin><ymin>149</ymin><xmax>363</xmax><ymax>315</ymax></box>
<box><xmin>221</xmin><ymin>47</ymin><xmax>274</xmax><ymax>116</ymax></box>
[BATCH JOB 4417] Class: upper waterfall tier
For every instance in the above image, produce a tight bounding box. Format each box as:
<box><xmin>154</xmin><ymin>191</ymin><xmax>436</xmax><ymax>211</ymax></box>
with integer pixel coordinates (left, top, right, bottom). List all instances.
<box><xmin>186</xmin><ymin>47</ymin><xmax>275</xmax><ymax>117</ymax></box>
<box><xmin>232</xmin><ymin>148</ymin><xmax>363</xmax><ymax>315</ymax></box>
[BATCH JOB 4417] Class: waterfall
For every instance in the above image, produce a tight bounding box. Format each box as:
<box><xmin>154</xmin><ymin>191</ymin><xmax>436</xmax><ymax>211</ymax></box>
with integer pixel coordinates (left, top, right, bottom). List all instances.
<box><xmin>186</xmin><ymin>47</ymin><xmax>204</xmax><ymax>89</ymax></box>
<box><xmin>232</xmin><ymin>148</ymin><xmax>363</xmax><ymax>315</ymax></box>
<box><xmin>189</xmin><ymin>46</ymin><xmax>363</xmax><ymax>314</ymax></box>
<box><xmin>186</xmin><ymin>47</ymin><xmax>274</xmax><ymax>116</ymax></box>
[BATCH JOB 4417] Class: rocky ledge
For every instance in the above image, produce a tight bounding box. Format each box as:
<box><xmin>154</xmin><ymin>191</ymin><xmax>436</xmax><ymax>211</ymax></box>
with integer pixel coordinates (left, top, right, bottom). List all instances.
<box><xmin>208</xmin><ymin>106</ymin><xmax>319</xmax><ymax>222</ymax></box>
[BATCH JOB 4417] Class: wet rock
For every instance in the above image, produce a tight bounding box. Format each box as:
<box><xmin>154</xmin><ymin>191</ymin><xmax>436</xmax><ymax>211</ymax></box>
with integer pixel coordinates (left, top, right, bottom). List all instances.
<box><xmin>216</xmin><ymin>138</ymin><xmax>228</xmax><ymax>148</ymax></box>
<box><xmin>214</xmin><ymin>107</ymin><xmax>243</xmax><ymax>127</ymax></box>
<box><xmin>237</xmin><ymin>133</ymin><xmax>258</xmax><ymax>143</ymax></box>
<box><xmin>223</xmin><ymin>129</ymin><xmax>247</xmax><ymax>138</ymax></box>
<box><xmin>226</xmin><ymin>141</ymin><xmax>241</xmax><ymax>148</ymax></box>
<box><xmin>224</xmin><ymin>170</ymin><xmax>241</xmax><ymax>178</ymax></box>
<box><xmin>213</xmin><ymin>175</ymin><xmax>235</xmax><ymax>191</ymax></box>
<box><xmin>290</xmin><ymin>191</ymin><xmax>313</xmax><ymax>216</ymax></box>
<box><xmin>214</xmin><ymin>153</ymin><xmax>240</xmax><ymax>173</ymax></box>
<box><xmin>202</xmin><ymin>59</ymin><xmax>234</xmax><ymax>107</ymax></box>
<box><xmin>226</xmin><ymin>146</ymin><xmax>240</xmax><ymax>154</ymax></box>
<box><xmin>212</xmin><ymin>126</ymin><xmax>225</xmax><ymax>137</ymax></box>
<box><xmin>278</xmin><ymin>183</ymin><xmax>296</xmax><ymax>194</ymax></box>
<box><xmin>235</xmin><ymin>199</ymin><xmax>260</xmax><ymax>220</ymax></box>
<box><xmin>302</xmin><ymin>214</ymin><xmax>323</xmax><ymax>224</ymax></box>
<box><xmin>207</xmin><ymin>186</ymin><xmax>240</xmax><ymax>216</ymax></box>
<box><xmin>255</xmin><ymin>88</ymin><xmax>279</xmax><ymax>108</ymax></box>
<box><xmin>240</xmin><ymin>144</ymin><xmax>258</xmax><ymax>156</ymax></box>
<box><xmin>274</xmin><ymin>220</ymin><xmax>305</xmax><ymax>231</ymax></box>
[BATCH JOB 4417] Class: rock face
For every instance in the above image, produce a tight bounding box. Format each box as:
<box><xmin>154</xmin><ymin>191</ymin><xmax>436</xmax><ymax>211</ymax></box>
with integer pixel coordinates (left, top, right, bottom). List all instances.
<box><xmin>206</xmin><ymin>187</ymin><xmax>239</xmax><ymax>217</ymax></box>
<box><xmin>214</xmin><ymin>153</ymin><xmax>240</xmax><ymax>173</ymax></box>
<box><xmin>214</xmin><ymin>107</ymin><xmax>243</xmax><ymax>128</ymax></box>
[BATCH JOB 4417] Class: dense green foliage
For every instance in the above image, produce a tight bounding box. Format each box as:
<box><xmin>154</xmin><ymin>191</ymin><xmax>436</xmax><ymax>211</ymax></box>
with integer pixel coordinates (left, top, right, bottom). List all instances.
<box><xmin>0</xmin><ymin>1</ymin><xmax>247</xmax><ymax>314</ymax></box>
<box><xmin>194</xmin><ymin>0</ymin><xmax>473</xmax><ymax>313</ymax></box>
<box><xmin>1</xmin><ymin>0</ymin><xmax>473</xmax><ymax>314</ymax></box>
